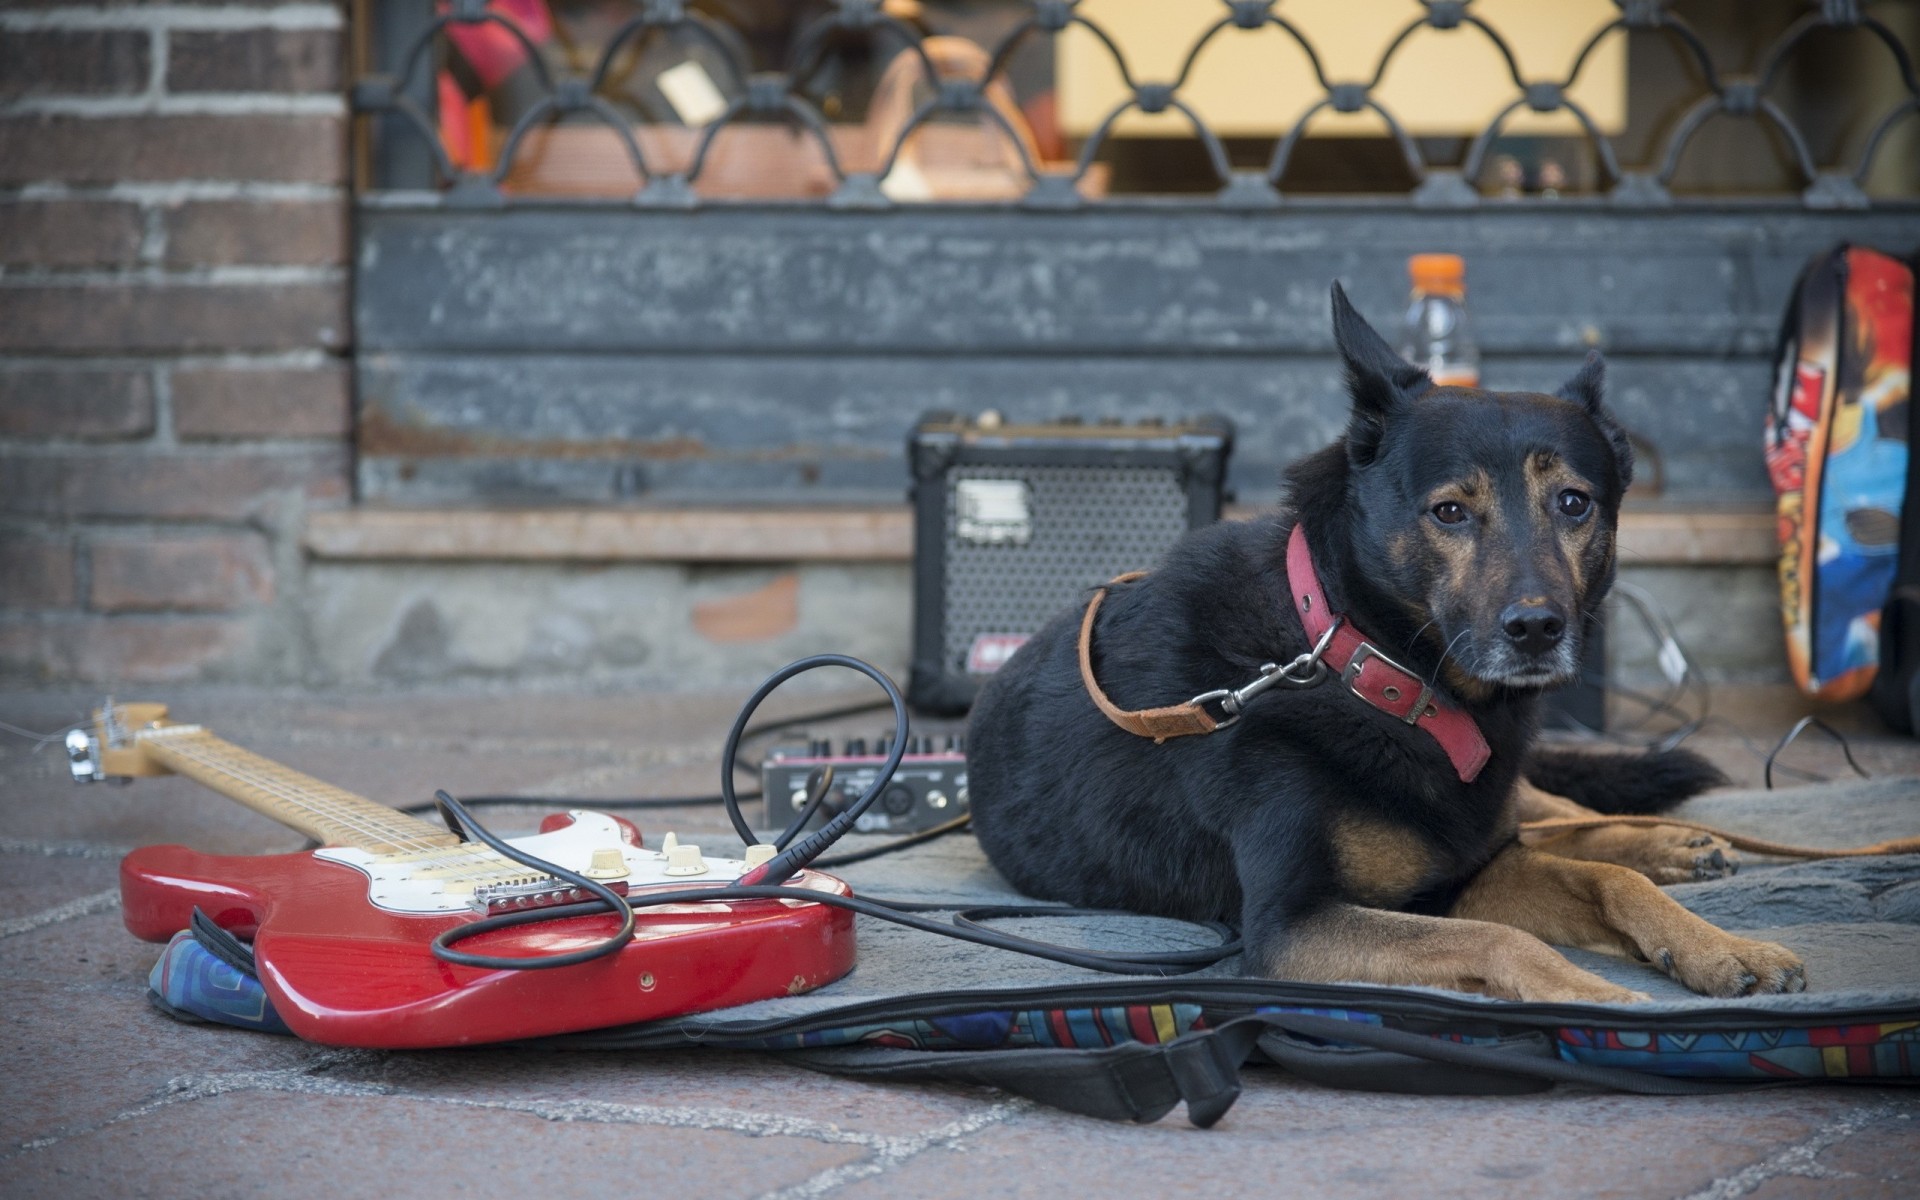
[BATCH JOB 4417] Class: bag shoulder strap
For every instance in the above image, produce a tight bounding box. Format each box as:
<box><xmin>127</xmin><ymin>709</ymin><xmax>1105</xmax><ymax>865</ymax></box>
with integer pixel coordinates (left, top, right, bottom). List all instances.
<box><xmin>791</xmin><ymin>1010</ymin><xmax>1754</xmax><ymax>1127</ymax></box>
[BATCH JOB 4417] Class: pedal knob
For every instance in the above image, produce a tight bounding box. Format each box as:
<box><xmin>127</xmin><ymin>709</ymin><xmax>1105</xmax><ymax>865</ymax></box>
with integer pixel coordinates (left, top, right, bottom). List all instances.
<box><xmin>664</xmin><ymin>844</ymin><xmax>708</xmax><ymax>876</ymax></box>
<box><xmin>582</xmin><ymin>848</ymin><xmax>629</xmax><ymax>880</ymax></box>
<box><xmin>743</xmin><ymin>843</ymin><xmax>776</xmax><ymax>868</ymax></box>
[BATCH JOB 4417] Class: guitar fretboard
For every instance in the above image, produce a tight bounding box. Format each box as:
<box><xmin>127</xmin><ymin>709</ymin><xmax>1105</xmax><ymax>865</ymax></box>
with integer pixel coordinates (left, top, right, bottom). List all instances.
<box><xmin>137</xmin><ymin>725</ymin><xmax>458</xmax><ymax>854</ymax></box>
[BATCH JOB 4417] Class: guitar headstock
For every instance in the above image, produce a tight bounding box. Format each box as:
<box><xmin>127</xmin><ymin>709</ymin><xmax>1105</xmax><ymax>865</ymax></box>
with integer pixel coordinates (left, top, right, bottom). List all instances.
<box><xmin>66</xmin><ymin>700</ymin><xmax>176</xmax><ymax>782</ymax></box>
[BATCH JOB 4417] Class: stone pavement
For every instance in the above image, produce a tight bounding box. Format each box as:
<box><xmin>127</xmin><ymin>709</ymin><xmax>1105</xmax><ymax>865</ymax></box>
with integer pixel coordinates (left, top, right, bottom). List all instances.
<box><xmin>2</xmin><ymin>684</ymin><xmax>1917</xmax><ymax>1200</ymax></box>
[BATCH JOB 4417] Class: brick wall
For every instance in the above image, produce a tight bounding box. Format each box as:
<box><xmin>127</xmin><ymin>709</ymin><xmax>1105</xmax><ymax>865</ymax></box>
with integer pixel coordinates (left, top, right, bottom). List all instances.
<box><xmin>0</xmin><ymin>1</ymin><xmax>351</xmax><ymax>683</ymax></box>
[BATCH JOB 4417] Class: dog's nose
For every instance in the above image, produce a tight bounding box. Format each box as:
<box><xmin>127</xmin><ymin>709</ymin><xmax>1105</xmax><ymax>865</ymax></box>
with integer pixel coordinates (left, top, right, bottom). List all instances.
<box><xmin>1500</xmin><ymin>602</ymin><xmax>1566</xmax><ymax>657</ymax></box>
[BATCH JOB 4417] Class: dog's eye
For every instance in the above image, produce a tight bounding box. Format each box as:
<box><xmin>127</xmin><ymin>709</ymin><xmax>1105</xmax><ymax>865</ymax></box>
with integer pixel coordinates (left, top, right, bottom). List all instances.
<box><xmin>1431</xmin><ymin>501</ymin><xmax>1468</xmax><ymax>526</ymax></box>
<box><xmin>1558</xmin><ymin>490</ymin><xmax>1592</xmax><ymax>519</ymax></box>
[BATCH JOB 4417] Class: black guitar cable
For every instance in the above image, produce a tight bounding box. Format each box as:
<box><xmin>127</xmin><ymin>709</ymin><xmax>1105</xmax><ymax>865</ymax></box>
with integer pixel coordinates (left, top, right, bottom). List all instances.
<box><xmin>429</xmin><ymin>654</ymin><xmax>1240</xmax><ymax>976</ymax></box>
<box><xmin>397</xmin><ymin>694</ymin><xmax>894</xmax><ymax>816</ymax></box>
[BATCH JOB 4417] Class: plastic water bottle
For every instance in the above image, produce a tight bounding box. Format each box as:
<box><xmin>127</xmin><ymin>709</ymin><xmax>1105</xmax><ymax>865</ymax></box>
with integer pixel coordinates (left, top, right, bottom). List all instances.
<box><xmin>1399</xmin><ymin>253</ymin><xmax>1480</xmax><ymax>387</ymax></box>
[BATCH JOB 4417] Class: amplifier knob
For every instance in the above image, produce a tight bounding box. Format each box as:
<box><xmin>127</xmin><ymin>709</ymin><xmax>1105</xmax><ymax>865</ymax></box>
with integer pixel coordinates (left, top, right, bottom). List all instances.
<box><xmin>846</xmin><ymin>738</ymin><xmax>867</xmax><ymax>757</ymax></box>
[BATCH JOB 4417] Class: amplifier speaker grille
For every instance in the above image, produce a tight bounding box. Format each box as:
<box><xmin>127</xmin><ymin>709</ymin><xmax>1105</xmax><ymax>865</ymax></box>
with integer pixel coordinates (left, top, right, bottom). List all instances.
<box><xmin>941</xmin><ymin>465</ymin><xmax>1191</xmax><ymax>676</ymax></box>
<box><xmin>908</xmin><ymin>413</ymin><xmax>1233</xmax><ymax>714</ymax></box>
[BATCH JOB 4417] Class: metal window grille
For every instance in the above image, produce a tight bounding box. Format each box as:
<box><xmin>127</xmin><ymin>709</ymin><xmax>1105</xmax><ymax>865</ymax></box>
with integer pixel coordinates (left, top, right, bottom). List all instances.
<box><xmin>354</xmin><ymin>0</ymin><xmax>1919</xmax><ymax>209</ymax></box>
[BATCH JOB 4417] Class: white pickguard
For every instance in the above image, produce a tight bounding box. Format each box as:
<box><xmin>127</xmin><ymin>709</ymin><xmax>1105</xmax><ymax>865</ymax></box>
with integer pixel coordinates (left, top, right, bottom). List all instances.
<box><xmin>314</xmin><ymin>810</ymin><xmax>751</xmax><ymax>915</ymax></box>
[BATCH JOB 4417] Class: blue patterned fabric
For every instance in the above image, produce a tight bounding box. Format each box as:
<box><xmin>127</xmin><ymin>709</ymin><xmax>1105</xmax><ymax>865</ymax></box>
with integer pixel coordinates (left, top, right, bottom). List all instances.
<box><xmin>149</xmin><ymin>930</ymin><xmax>291</xmax><ymax>1035</ymax></box>
<box><xmin>742</xmin><ymin>1003</ymin><xmax>1205</xmax><ymax>1051</ymax></box>
<box><xmin>1559</xmin><ymin>1021</ymin><xmax>1920</xmax><ymax>1079</ymax></box>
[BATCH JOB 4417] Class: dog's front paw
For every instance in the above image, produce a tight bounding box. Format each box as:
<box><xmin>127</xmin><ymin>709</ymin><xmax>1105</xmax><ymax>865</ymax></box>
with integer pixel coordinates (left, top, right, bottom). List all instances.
<box><xmin>1655</xmin><ymin>934</ymin><xmax>1806</xmax><ymax>997</ymax></box>
<box><xmin>1536</xmin><ymin>824</ymin><xmax>1741</xmax><ymax>885</ymax></box>
<box><xmin>1641</xmin><ymin>827</ymin><xmax>1741</xmax><ymax>884</ymax></box>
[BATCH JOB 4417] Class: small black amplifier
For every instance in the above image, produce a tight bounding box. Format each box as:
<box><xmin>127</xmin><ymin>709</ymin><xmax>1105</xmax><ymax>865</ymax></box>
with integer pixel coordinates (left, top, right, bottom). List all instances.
<box><xmin>761</xmin><ymin>737</ymin><xmax>968</xmax><ymax>835</ymax></box>
<box><xmin>907</xmin><ymin>410</ymin><xmax>1233</xmax><ymax>714</ymax></box>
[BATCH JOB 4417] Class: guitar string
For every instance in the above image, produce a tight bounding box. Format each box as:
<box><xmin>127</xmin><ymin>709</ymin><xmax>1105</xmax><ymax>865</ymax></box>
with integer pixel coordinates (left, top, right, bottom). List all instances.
<box><xmin>149</xmin><ymin>731</ymin><xmax>692</xmax><ymax>893</ymax></box>
<box><xmin>152</xmin><ymin>732</ymin><xmax>447</xmax><ymax>848</ymax></box>
<box><xmin>141</xmin><ymin>728</ymin><xmax>789</xmax><ymax>918</ymax></box>
<box><xmin>147</xmin><ymin>733</ymin><xmax>529</xmax><ymax>881</ymax></box>
<box><xmin>144</xmin><ymin>730</ymin><xmax>708</xmax><ymax>895</ymax></box>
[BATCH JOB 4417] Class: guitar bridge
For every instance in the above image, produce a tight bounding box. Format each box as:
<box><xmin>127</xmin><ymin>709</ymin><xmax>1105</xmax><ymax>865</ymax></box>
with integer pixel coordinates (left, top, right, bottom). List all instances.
<box><xmin>470</xmin><ymin>878</ymin><xmax>630</xmax><ymax>916</ymax></box>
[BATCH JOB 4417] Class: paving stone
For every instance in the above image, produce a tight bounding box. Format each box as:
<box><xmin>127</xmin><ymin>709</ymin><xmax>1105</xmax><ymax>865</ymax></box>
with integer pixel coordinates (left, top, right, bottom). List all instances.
<box><xmin>351</xmin><ymin>1046</ymin><xmax>1004</xmax><ymax>1141</ymax></box>
<box><xmin>0</xmin><ymin>852</ymin><xmax>120</xmax><ymax>919</ymax></box>
<box><xmin>0</xmin><ymin>1091</ymin><xmax>869</xmax><ymax>1200</ymax></box>
<box><xmin>0</xmin><ymin>970</ymin><xmax>320</xmax><ymax>1149</ymax></box>
<box><xmin>834</xmin><ymin>1082</ymin><xmax>1920</xmax><ymax>1200</ymax></box>
<box><xmin>1</xmin><ymin>683</ymin><xmax>1917</xmax><ymax>1197</ymax></box>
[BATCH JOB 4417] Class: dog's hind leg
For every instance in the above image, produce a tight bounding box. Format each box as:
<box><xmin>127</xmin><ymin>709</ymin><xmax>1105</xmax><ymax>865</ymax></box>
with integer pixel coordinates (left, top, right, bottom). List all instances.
<box><xmin>1513</xmin><ymin>779</ymin><xmax>1739</xmax><ymax>884</ymax></box>
<box><xmin>1450</xmin><ymin>844</ymin><xmax>1805</xmax><ymax>997</ymax></box>
<box><xmin>1263</xmin><ymin>903</ymin><xmax>1649</xmax><ymax>1004</ymax></box>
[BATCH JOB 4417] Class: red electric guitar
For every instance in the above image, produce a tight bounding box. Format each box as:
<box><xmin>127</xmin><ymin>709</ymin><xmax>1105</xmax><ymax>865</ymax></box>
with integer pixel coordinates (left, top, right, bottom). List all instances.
<box><xmin>70</xmin><ymin>702</ymin><xmax>856</xmax><ymax>1049</ymax></box>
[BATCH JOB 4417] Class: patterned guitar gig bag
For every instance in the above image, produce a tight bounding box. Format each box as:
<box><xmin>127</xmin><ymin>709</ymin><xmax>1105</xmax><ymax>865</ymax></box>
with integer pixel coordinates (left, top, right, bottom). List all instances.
<box><xmin>1765</xmin><ymin>245</ymin><xmax>1914</xmax><ymax>707</ymax></box>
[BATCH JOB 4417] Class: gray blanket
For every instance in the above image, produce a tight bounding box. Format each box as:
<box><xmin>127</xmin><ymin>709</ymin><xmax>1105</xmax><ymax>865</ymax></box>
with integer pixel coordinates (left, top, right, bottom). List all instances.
<box><xmin>653</xmin><ymin>777</ymin><xmax>1920</xmax><ymax>1034</ymax></box>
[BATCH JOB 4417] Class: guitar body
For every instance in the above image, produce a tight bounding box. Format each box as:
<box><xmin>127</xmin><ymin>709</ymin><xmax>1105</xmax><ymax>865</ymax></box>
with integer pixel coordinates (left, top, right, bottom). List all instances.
<box><xmin>120</xmin><ymin>815</ymin><xmax>856</xmax><ymax>1048</ymax></box>
<box><xmin>76</xmin><ymin>705</ymin><xmax>859</xmax><ymax>1047</ymax></box>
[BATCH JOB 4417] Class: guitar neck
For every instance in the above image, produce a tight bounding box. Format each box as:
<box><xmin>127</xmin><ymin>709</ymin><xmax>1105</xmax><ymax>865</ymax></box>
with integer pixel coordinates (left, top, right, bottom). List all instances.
<box><xmin>136</xmin><ymin>725</ymin><xmax>458</xmax><ymax>854</ymax></box>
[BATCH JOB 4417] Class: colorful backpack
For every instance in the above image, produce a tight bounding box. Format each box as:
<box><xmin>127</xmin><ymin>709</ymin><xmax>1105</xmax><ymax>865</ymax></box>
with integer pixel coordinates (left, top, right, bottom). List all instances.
<box><xmin>1766</xmin><ymin>245</ymin><xmax>1914</xmax><ymax>701</ymax></box>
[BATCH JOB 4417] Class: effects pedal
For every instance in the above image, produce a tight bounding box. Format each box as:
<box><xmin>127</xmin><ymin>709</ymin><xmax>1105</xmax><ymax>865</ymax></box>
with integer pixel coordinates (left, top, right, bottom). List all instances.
<box><xmin>761</xmin><ymin>736</ymin><xmax>968</xmax><ymax>835</ymax></box>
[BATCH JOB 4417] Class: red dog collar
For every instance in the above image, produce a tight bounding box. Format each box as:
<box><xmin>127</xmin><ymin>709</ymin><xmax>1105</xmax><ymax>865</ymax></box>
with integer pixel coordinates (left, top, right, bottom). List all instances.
<box><xmin>1286</xmin><ymin>523</ymin><xmax>1490</xmax><ymax>782</ymax></box>
<box><xmin>1076</xmin><ymin>524</ymin><xmax>1490</xmax><ymax>782</ymax></box>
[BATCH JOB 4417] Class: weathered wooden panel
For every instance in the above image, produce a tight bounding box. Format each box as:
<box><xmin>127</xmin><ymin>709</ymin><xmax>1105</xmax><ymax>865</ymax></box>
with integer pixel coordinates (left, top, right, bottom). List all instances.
<box><xmin>302</xmin><ymin>506</ymin><xmax>1776</xmax><ymax>566</ymax></box>
<box><xmin>355</xmin><ymin>207</ymin><xmax>1920</xmax><ymax>356</ymax></box>
<box><xmin>357</xmin><ymin>351</ymin><xmax>1772</xmax><ymax>505</ymax></box>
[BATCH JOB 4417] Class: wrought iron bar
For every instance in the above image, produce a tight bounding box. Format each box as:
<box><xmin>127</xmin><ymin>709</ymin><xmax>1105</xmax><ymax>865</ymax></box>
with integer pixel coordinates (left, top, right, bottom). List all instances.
<box><xmin>351</xmin><ymin>0</ymin><xmax>1919</xmax><ymax>209</ymax></box>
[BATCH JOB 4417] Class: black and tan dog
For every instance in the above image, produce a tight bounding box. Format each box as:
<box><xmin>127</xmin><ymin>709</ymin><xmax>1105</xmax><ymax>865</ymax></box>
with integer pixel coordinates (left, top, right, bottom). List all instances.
<box><xmin>967</xmin><ymin>284</ymin><xmax>1805</xmax><ymax>1002</ymax></box>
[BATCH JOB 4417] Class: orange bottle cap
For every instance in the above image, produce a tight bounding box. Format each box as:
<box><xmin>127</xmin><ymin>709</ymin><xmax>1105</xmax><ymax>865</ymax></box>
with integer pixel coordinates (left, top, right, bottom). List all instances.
<box><xmin>1409</xmin><ymin>253</ymin><xmax>1466</xmax><ymax>297</ymax></box>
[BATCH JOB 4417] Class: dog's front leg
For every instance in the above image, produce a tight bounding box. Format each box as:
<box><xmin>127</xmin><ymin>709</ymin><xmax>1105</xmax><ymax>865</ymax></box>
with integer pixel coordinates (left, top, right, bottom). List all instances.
<box><xmin>1258</xmin><ymin>903</ymin><xmax>1649</xmax><ymax>1003</ymax></box>
<box><xmin>1450</xmin><ymin>843</ymin><xmax>1805</xmax><ymax>997</ymax></box>
<box><xmin>1513</xmin><ymin>779</ymin><xmax>1738</xmax><ymax>884</ymax></box>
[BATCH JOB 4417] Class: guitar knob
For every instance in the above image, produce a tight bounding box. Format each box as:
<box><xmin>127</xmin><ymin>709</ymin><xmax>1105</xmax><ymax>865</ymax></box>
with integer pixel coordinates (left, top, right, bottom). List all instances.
<box><xmin>582</xmin><ymin>848</ymin><xmax>628</xmax><ymax>880</ymax></box>
<box><xmin>743</xmin><ymin>843</ymin><xmax>776</xmax><ymax>868</ymax></box>
<box><xmin>664</xmin><ymin>844</ymin><xmax>708</xmax><ymax>876</ymax></box>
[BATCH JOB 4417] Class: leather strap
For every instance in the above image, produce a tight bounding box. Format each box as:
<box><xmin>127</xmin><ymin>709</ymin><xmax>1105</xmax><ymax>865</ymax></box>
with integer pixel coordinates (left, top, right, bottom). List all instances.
<box><xmin>1076</xmin><ymin>525</ymin><xmax>1491</xmax><ymax>781</ymax></box>
<box><xmin>1518</xmin><ymin>815</ymin><xmax>1920</xmax><ymax>859</ymax></box>
<box><xmin>1285</xmin><ymin>525</ymin><xmax>1491</xmax><ymax>782</ymax></box>
<box><xmin>1078</xmin><ymin>573</ymin><xmax>1220</xmax><ymax>744</ymax></box>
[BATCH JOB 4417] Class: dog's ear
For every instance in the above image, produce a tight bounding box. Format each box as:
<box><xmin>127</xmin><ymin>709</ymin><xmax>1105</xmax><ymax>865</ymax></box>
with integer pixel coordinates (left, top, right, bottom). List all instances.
<box><xmin>1332</xmin><ymin>281</ymin><xmax>1429</xmax><ymax>467</ymax></box>
<box><xmin>1555</xmin><ymin>350</ymin><xmax>1635</xmax><ymax>491</ymax></box>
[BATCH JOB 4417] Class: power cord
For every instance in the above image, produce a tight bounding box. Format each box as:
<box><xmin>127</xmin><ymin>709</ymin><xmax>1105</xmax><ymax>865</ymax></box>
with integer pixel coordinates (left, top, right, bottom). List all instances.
<box><xmin>1557</xmin><ymin>582</ymin><xmax>1872</xmax><ymax>787</ymax></box>
<box><xmin>1763</xmin><ymin>716</ymin><xmax>1872</xmax><ymax>790</ymax></box>
<box><xmin>427</xmin><ymin>654</ymin><xmax>1239</xmax><ymax>976</ymax></box>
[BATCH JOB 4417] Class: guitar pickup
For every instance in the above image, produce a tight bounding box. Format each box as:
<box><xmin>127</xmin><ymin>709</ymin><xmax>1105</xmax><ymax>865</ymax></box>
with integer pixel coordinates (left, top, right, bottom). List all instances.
<box><xmin>470</xmin><ymin>878</ymin><xmax>630</xmax><ymax>916</ymax></box>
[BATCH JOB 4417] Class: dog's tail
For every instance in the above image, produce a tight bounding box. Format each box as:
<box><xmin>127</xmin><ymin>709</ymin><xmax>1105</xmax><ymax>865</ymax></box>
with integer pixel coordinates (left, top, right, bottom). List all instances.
<box><xmin>1523</xmin><ymin>745</ymin><xmax>1728</xmax><ymax>815</ymax></box>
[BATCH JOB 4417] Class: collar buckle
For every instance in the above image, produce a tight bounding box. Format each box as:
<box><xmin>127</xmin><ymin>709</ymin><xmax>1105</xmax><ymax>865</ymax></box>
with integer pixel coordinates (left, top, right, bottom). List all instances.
<box><xmin>1341</xmin><ymin>642</ymin><xmax>1434</xmax><ymax>725</ymax></box>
